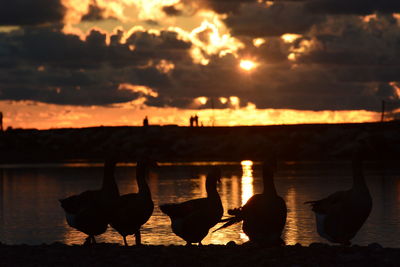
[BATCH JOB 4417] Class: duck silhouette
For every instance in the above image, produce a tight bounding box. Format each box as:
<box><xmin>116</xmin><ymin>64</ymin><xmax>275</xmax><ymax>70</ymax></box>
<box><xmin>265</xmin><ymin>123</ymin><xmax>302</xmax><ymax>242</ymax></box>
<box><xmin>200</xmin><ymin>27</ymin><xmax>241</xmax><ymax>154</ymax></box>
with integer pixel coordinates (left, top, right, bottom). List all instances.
<box><xmin>59</xmin><ymin>159</ymin><xmax>119</xmax><ymax>245</ymax></box>
<box><xmin>305</xmin><ymin>143</ymin><xmax>372</xmax><ymax>245</ymax></box>
<box><xmin>160</xmin><ymin>167</ymin><xmax>223</xmax><ymax>246</ymax></box>
<box><xmin>110</xmin><ymin>159</ymin><xmax>156</xmax><ymax>246</ymax></box>
<box><xmin>215</xmin><ymin>158</ymin><xmax>287</xmax><ymax>246</ymax></box>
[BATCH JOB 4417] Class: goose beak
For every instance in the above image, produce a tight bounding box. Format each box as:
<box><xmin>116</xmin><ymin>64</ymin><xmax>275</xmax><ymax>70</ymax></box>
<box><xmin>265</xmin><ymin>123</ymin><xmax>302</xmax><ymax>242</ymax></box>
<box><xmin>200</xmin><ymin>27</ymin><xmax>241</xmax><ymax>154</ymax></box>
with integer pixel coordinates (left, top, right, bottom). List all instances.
<box><xmin>150</xmin><ymin>160</ymin><xmax>159</xmax><ymax>170</ymax></box>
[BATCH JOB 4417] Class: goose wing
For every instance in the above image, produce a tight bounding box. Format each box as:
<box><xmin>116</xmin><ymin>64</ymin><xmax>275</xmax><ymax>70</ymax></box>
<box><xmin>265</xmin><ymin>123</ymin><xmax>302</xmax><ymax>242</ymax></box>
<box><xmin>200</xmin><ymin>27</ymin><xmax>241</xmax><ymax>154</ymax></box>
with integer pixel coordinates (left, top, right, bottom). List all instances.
<box><xmin>113</xmin><ymin>193</ymin><xmax>154</xmax><ymax>215</ymax></box>
<box><xmin>305</xmin><ymin>190</ymin><xmax>349</xmax><ymax>214</ymax></box>
<box><xmin>214</xmin><ymin>194</ymin><xmax>263</xmax><ymax>232</ymax></box>
<box><xmin>110</xmin><ymin>193</ymin><xmax>154</xmax><ymax>232</ymax></box>
<box><xmin>160</xmin><ymin>198</ymin><xmax>208</xmax><ymax>219</ymax></box>
<box><xmin>59</xmin><ymin>190</ymin><xmax>101</xmax><ymax>214</ymax></box>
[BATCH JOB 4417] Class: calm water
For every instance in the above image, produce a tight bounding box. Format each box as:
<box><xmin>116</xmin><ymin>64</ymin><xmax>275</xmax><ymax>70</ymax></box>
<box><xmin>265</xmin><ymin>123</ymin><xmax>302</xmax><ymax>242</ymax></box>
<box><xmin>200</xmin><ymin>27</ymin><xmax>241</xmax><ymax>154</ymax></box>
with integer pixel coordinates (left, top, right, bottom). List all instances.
<box><xmin>0</xmin><ymin>161</ymin><xmax>399</xmax><ymax>247</ymax></box>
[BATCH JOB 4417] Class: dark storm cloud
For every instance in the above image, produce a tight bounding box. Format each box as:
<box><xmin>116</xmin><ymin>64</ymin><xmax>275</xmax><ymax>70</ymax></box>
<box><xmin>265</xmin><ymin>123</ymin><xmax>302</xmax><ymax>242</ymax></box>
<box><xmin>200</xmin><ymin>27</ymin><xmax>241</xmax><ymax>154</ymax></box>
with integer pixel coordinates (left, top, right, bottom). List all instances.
<box><xmin>162</xmin><ymin>0</ymin><xmax>257</xmax><ymax>17</ymax></box>
<box><xmin>162</xmin><ymin>5</ymin><xmax>183</xmax><ymax>16</ymax></box>
<box><xmin>81</xmin><ymin>5</ymin><xmax>107</xmax><ymax>21</ymax></box>
<box><xmin>224</xmin><ymin>2</ymin><xmax>324</xmax><ymax>37</ymax></box>
<box><xmin>305</xmin><ymin>0</ymin><xmax>400</xmax><ymax>15</ymax></box>
<box><xmin>202</xmin><ymin>0</ymin><xmax>258</xmax><ymax>14</ymax></box>
<box><xmin>0</xmin><ymin>27</ymin><xmax>191</xmax><ymax>106</ymax></box>
<box><xmin>0</xmin><ymin>27</ymin><xmax>191</xmax><ymax>69</ymax></box>
<box><xmin>0</xmin><ymin>0</ymin><xmax>65</xmax><ymax>26</ymax></box>
<box><xmin>295</xmin><ymin>15</ymin><xmax>400</xmax><ymax>69</ymax></box>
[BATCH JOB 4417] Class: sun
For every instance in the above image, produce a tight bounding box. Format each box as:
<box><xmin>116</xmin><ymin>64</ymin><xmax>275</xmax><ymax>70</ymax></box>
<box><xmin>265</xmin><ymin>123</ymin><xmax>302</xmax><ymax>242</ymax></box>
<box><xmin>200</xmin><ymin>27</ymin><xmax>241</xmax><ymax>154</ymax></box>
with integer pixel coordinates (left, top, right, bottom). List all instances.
<box><xmin>239</xmin><ymin>59</ymin><xmax>257</xmax><ymax>71</ymax></box>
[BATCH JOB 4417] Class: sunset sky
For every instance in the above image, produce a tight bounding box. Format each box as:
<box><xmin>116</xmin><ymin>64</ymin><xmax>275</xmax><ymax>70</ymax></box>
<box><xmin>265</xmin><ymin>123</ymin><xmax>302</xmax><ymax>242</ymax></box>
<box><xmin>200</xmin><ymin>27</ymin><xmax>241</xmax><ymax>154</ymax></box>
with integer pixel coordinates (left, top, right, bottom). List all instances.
<box><xmin>1</xmin><ymin>0</ymin><xmax>400</xmax><ymax>129</ymax></box>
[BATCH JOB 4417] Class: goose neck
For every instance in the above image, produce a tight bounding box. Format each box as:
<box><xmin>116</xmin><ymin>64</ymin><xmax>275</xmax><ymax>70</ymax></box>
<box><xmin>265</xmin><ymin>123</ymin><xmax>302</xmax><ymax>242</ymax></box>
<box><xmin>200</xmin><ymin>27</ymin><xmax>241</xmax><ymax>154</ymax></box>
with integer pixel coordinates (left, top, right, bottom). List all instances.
<box><xmin>102</xmin><ymin>165</ymin><xmax>119</xmax><ymax>197</ymax></box>
<box><xmin>352</xmin><ymin>159</ymin><xmax>367</xmax><ymax>189</ymax></box>
<box><xmin>206</xmin><ymin>179</ymin><xmax>218</xmax><ymax>197</ymax></box>
<box><xmin>262</xmin><ymin>168</ymin><xmax>277</xmax><ymax>195</ymax></box>
<box><xmin>136</xmin><ymin>165</ymin><xmax>151</xmax><ymax>195</ymax></box>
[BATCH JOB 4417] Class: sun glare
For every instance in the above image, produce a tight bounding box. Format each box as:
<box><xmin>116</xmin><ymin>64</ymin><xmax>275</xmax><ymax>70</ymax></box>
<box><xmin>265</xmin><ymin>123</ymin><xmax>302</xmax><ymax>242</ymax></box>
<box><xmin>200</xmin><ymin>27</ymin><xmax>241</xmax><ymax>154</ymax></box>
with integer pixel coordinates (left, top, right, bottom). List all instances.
<box><xmin>281</xmin><ymin>33</ymin><xmax>302</xmax><ymax>43</ymax></box>
<box><xmin>240</xmin><ymin>160</ymin><xmax>254</xmax><ymax>206</ymax></box>
<box><xmin>239</xmin><ymin>60</ymin><xmax>257</xmax><ymax>71</ymax></box>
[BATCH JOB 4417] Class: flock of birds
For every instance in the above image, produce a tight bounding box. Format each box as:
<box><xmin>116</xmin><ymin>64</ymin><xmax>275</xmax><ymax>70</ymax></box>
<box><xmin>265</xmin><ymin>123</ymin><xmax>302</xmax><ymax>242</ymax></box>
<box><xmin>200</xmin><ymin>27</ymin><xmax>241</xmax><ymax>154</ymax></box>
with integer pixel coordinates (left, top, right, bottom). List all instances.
<box><xmin>59</xmin><ymin>145</ymin><xmax>372</xmax><ymax>247</ymax></box>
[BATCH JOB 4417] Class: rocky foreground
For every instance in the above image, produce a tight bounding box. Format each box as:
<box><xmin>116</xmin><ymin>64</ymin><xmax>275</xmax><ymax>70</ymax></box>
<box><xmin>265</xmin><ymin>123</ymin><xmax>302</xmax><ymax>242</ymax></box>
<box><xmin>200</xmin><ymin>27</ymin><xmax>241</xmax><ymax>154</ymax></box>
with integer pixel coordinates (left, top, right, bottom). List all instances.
<box><xmin>0</xmin><ymin>242</ymin><xmax>399</xmax><ymax>267</ymax></box>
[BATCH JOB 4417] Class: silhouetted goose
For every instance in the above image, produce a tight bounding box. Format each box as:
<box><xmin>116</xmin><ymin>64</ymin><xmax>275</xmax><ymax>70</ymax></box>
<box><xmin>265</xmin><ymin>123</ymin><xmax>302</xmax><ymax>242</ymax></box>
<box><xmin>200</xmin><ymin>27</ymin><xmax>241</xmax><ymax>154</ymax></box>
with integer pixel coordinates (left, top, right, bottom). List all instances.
<box><xmin>59</xmin><ymin>160</ymin><xmax>119</xmax><ymax>245</ymax></box>
<box><xmin>110</xmin><ymin>159</ymin><xmax>156</xmax><ymax>246</ymax></box>
<box><xmin>160</xmin><ymin>168</ymin><xmax>223</xmax><ymax>246</ymax></box>
<box><xmin>305</xmin><ymin>144</ymin><xmax>372</xmax><ymax>245</ymax></box>
<box><xmin>215</xmin><ymin>160</ymin><xmax>287</xmax><ymax>246</ymax></box>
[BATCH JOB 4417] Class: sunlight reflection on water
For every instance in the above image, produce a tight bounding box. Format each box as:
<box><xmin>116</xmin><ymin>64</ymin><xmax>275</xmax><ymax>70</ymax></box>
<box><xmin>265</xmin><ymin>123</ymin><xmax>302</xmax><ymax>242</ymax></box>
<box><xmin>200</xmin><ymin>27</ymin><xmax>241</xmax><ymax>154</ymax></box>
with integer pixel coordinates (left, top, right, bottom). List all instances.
<box><xmin>1</xmin><ymin>162</ymin><xmax>400</xmax><ymax>247</ymax></box>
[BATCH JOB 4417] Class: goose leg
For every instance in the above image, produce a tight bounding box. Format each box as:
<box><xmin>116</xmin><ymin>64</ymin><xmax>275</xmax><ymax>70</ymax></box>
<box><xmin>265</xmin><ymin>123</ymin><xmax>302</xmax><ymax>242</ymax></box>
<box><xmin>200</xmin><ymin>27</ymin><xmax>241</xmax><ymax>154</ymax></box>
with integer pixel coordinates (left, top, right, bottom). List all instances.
<box><xmin>341</xmin><ymin>240</ymin><xmax>351</xmax><ymax>246</ymax></box>
<box><xmin>123</xmin><ymin>236</ymin><xmax>128</xmax><ymax>247</ymax></box>
<box><xmin>92</xmin><ymin>236</ymin><xmax>97</xmax><ymax>244</ymax></box>
<box><xmin>84</xmin><ymin>236</ymin><xmax>91</xmax><ymax>246</ymax></box>
<box><xmin>135</xmin><ymin>230</ymin><xmax>141</xmax><ymax>246</ymax></box>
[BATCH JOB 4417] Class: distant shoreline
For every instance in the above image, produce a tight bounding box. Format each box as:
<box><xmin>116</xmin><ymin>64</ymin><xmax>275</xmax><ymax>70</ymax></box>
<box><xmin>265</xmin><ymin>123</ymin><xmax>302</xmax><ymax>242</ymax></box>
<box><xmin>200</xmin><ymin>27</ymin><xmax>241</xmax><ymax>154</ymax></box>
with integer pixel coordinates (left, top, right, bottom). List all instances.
<box><xmin>1</xmin><ymin>121</ymin><xmax>399</xmax><ymax>164</ymax></box>
<box><xmin>0</xmin><ymin>242</ymin><xmax>398</xmax><ymax>266</ymax></box>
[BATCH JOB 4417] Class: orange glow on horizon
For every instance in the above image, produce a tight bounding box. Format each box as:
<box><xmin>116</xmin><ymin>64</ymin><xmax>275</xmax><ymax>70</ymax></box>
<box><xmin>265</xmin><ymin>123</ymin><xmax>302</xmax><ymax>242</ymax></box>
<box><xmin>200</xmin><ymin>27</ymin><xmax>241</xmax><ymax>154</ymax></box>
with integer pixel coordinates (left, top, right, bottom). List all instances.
<box><xmin>0</xmin><ymin>100</ymin><xmax>387</xmax><ymax>130</ymax></box>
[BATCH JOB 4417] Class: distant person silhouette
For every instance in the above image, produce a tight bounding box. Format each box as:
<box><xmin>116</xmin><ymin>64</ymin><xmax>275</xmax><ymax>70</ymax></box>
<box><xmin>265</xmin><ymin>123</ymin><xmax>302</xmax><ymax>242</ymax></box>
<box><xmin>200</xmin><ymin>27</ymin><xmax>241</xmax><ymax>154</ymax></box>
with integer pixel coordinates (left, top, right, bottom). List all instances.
<box><xmin>194</xmin><ymin>115</ymin><xmax>199</xmax><ymax>127</ymax></box>
<box><xmin>0</xmin><ymin>112</ymin><xmax>3</xmax><ymax>131</ymax></box>
<box><xmin>190</xmin><ymin>116</ymin><xmax>194</xmax><ymax>127</ymax></box>
<box><xmin>143</xmin><ymin>116</ymin><xmax>149</xmax><ymax>127</ymax></box>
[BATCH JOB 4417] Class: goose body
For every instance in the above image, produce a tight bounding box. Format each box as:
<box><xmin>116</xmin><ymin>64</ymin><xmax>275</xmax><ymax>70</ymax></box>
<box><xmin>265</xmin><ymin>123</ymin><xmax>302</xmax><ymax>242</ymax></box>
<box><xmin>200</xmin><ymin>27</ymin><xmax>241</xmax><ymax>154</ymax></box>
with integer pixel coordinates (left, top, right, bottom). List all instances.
<box><xmin>160</xmin><ymin>168</ymin><xmax>223</xmax><ymax>245</ymax></box>
<box><xmin>110</xmin><ymin>160</ymin><xmax>155</xmax><ymax>246</ymax></box>
<box><xmin>215</xmin><ymin>161</ymin><xmax>287</xmax><ymax>246</ymax></box>
<box><xmin>305</xmin><ymin>147</ymin><xmax>372</xmax><ymax>245</ymax></box>
<box><xmin>59</xmin><ymin>160</ymin><xmax>119</xmax><ymax>244</ymax></box>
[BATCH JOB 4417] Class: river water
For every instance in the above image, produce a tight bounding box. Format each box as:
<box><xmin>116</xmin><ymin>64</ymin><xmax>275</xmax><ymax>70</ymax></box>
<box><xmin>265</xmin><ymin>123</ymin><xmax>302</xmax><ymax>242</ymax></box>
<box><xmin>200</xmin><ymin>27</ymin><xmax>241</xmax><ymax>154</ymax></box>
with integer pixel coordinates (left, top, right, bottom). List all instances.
<box><xmin>0</xmin><ymin>161</ymin><xmax>399</xmax><ymax>247</ymax></box>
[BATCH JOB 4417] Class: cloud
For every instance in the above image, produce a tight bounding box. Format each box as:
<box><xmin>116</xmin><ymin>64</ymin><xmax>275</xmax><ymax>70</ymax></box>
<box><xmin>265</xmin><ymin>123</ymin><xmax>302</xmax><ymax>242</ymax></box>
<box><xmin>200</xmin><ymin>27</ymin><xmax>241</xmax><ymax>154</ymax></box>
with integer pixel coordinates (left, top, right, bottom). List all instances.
<box><xmin>224</xmin><ymin>2</ymin><xmax>324</xmax><ymax>37</ymax></box>
<box><xmin>81</xmin><ymin>5</ymin><xmax>107</xmax><ymax>21</ymax></box>
<box><xmin>0</xmin><ymin>26</ymin><xmax>190</xmax><ymax>106</ymax></box>
<box><xmin>162</xmin><ymin>5</ymin><xmax>183</xmax><ymax>16</ymax></box>
<box><xmin>1</xmin><ymin>0</ymin><xmax>400</xmax><ymax>115</ymax></box>
<box><xmin>0</xmin><ymin>0</ymin><xmax>65</xmax><ymax>26</ymax></box>
<box><xmin>305</xmin><ymin>0</ymin><xmax>400</xmax><ymax>15</ymax></box>
<box><xmin>295</xmin><ymin>15</ymin><xmax>400</xmax><ymax>66</ymax></box>
<box><xmin>201</xmin><ymin>0</ymin><xmax>258</xmax><ymax>14</ymax></box>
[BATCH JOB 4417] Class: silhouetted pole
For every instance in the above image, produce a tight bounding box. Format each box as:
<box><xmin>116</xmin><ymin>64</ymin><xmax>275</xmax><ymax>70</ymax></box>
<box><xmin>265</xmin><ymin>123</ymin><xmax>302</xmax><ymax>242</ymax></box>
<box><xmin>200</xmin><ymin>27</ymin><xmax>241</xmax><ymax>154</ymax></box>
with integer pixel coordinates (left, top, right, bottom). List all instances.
<box><xmin>381</xmin><ymin>100</ymin><xmax>385</xmax><ymax>122</ymax></box>
<box><xmin>0</xmin><ymin>111</ymin><xmax>3</xmax><ymax>131</ymax></box>
<box><xmin>211</xmin><ymin>99</ymin><xmax>215</xmax><ymax>127</ymax></box>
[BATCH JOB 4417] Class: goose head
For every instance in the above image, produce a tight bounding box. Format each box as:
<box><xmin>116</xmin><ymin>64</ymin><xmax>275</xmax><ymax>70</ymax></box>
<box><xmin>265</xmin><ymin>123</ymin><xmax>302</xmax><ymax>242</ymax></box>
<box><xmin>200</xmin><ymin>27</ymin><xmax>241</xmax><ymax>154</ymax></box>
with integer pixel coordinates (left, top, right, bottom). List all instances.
<box><xmin>262</xmin><ymin>153</ymin><xmax>277</xmax><ymax>195</ymax></box>
<box><xmin>136</xmin><ymin>157</ymin><xmax>158</xmax><ymax>179</ymax></box>
<box><xmin>206</xmin><ymin>167</ymin><xmax>221</xmax><ymax>193</ymax></box>
<box><xmin>102</xmin><ymin>158</ymin><xmax>119</xmax><ymax>198</ymax></box>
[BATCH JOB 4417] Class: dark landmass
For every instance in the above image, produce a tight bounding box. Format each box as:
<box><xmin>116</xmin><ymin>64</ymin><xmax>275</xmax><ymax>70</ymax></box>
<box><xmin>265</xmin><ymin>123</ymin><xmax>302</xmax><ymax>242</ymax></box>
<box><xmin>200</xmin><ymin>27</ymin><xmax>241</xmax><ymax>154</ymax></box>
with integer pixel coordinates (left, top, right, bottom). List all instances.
<box><xmin>0</xmin><ymin>242</ymin><xmax>398</xmax><ymax>267</ymax></box>
<box><xmin>0</xmin><ymin>122</ymin><xmax>399</xmax><ymax>163</ymax></box>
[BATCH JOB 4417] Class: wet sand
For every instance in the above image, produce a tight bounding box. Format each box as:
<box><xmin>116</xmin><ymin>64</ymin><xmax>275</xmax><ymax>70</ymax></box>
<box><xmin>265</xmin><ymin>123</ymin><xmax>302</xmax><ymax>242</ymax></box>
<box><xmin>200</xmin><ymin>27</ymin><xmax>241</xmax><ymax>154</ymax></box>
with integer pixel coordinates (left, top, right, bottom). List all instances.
<box><xmin>1</xmin><ymin>242</ymin><xmax>398</xmax><ymax>267</ymax></box>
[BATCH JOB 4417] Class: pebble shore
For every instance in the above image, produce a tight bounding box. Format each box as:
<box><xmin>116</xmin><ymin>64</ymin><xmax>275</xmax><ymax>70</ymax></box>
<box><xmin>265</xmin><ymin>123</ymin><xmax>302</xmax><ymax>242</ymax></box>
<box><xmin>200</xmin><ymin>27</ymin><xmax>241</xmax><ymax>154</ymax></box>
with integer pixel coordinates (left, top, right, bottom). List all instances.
<box><xmin>1</xmin><ymin>242</ymin><xmax>398</xmax><ymax>267</ymax></box>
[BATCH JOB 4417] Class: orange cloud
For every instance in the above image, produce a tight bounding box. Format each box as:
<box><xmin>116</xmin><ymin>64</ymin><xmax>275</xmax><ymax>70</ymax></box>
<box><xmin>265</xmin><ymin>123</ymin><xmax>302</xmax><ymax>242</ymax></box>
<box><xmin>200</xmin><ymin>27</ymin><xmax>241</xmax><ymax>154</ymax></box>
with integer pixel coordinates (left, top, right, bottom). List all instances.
<box><xmin>61</xmin><ymin>0</ymin><xmax>181</xmax><ymax>24</ymax></box>
<box><xmin>118</xmin><ymin>83</ymin><xmax>158</xmax><ymax>97</ymax></box>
